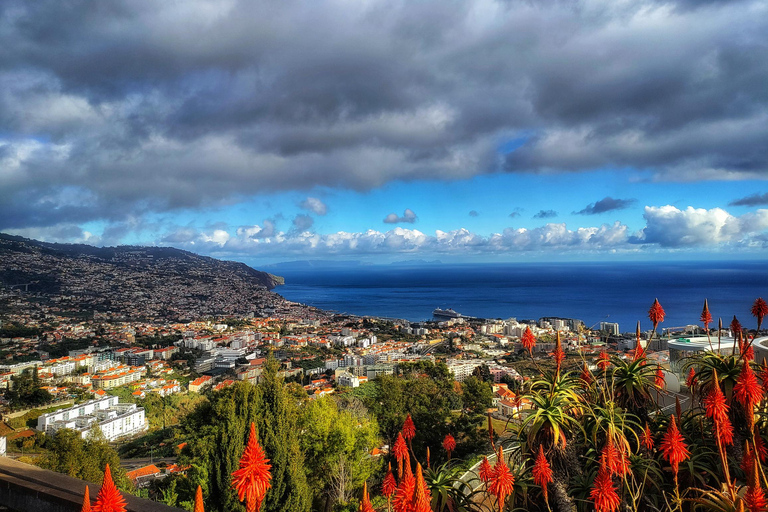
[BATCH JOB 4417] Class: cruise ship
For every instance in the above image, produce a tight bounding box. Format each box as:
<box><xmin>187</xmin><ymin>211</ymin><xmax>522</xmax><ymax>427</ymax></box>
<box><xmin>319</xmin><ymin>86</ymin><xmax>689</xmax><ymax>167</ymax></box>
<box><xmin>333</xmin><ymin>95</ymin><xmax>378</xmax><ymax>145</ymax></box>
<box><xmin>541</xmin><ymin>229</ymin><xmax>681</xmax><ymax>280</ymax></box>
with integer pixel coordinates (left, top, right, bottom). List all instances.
<box><xmin>433</xmin><ymin>308</ymin><xmax>463</xmax><ymax>319</ymax></box>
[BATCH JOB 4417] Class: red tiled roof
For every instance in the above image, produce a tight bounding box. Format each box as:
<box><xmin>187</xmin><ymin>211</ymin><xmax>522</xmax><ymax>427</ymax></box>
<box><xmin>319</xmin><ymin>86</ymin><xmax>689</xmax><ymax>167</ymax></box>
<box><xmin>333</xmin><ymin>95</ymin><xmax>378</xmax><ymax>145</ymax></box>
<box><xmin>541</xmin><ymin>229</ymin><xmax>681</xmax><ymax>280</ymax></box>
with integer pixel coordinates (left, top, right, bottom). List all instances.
<box><xmin>126</xmin><ymin>464</ymin><xmax>160</xmax><ymax>482</ymax></box>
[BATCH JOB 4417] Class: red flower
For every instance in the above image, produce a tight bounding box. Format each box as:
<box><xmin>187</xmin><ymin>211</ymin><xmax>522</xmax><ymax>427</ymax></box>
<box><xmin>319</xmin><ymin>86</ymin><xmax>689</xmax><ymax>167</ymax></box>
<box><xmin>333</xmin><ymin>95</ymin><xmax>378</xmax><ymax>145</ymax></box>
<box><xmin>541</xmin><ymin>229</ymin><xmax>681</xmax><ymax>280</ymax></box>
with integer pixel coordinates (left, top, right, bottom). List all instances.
<box><xmin>655</xmin><ymin>366</ymin><xmax>665</xmax><ymax>389</ymax></box>
<box><xmin>402</xmin><ymin>414</ymin><xmax>416</xmax><ymax>441</ymax></box>
<box><xmin>479</xmin><ymin>457</ymin><xmax>493</xmax><ymax>483</ymax></box>
<box><xmin>590</xmin><ymin>461</ymin><xmax>620</xmax><ymax>512</ymax></box>
<box><xmin>442</xmin><ymin>433</ymin><xmax>456</xmax><ymax>456</ymax></box>
<box><xmin>601</xmin><ymin>438</ymin><xmax>630</xmax><ymax>477</ymax></box>
<box><xmin>393</xmin><ymin>459</ymin><xmax>415</xmax><ymax>512</ymax></box>
<box><xmin>745</xmin><ymin>456</ymin><xmax>768</xmax><ymax>512</ymax></box>
<box><xmin>193</xmin><ymin>485</ymin><xmax>205</xmax><ymax>512</ymax></box>
<box><xmin>633</xmin><ymin>342</ymin><xmax>645</xmax><ymax>361</ymax></box>
<box><xmin>580</xmin><ymin>363</ymin><xmax>593</xmax><ymax>385</ymax></box>
<box><xmin>521</xmin><ymin>326</ymin><xmax>536</xmax><ymax>353</ymax></box>
<box><xmin>659</xmin><ymin>415</ymin><xmax>690</xmax><ymax>474</ymax></box>
<box><xmin>648</xmin><ymin>298</ymin><xmax>665</xmax><ymax>330</ymax></box>
<box><xmin>735</xmin><ymin>360</ymin><xmax>764</xmax><ymax>412</ymax></box>
<box><xmin>532</xmin><ymin>445</ymin><xmax>553</xmax><ymax>501</ymax></box>
<box><xmin>553</xmin><ymin>332</ymin><xmax>565</xmax><ymax>370</ymax></box>
<box><xmin>359</xmin><ymin>481</ymin><xmax>375</xmax><ymax>512</ymax></box>
<box><xmin>393</xmin><ymin>432</ymin><xmax>408</xmax><ymax>477</ymax></box>
<box><xmin>597</xmin><ymin>351</ymin><xmax>610</xmax><ymax>371</ymax></box>
<box><xmin>231</xmin><ymin>422</ymin><xmax>272</xmax><ymax>512</ymax></box>
<box><xmin>80</xmin><ymin>485</ymin><xmax>91</xmax><ymax>512</ymax></box>
<box><xmin>753</xmin><ymin>298</ymin><xmax>768</xmax><ymax>332</ymax></box>
<box><xmin>382</xmin><ymin>463</ymin><xmax>397</xmax><ymax>498</ymax></box>
<box><xmin>685</xmin><ymin>367</ymin><xmax>697</xmax><ymax>389</ymax></box>
<box><xmin>703</xmin><ymin>375</ymin><xmax>734</xmax><ymax>446</ymax></box>
<box><xmin>92</xmin><ymin>464</ymin><xmax>127</xmax><ymax>512</ymax></box>
<box><xmin>413</xmin><ymin>464</ymin><xmax>432</xmax><ymax>512</ymax></box>
<box><xmin>641</xmin><ymin>422</ymin><xmax>654</xmax><ymax>451</ymax></box>
<box><xmin>732</xmin><ymin>315</ymin><xmax>743</xmax><ymax>336</ymax></box>
<box><xmin>701</xmin><ymin>299</ymin><xmax>713</xmax><ymax>329</ymax></box>
<box><xmin>489</xmin><ymin>446</ymin><xmax>514</xmax><ymax>512</ymax></box>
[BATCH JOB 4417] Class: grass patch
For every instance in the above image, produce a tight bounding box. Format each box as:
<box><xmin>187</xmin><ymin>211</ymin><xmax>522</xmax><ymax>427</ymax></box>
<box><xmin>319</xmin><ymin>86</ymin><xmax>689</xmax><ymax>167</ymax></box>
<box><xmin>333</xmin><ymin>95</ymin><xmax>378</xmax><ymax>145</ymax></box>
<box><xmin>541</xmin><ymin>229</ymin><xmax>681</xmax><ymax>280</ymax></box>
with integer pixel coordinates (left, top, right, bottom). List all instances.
<box><xmin>7</xmin><ymin>403</ymin><xmax>72</xmax><ymax>430</ymax></box>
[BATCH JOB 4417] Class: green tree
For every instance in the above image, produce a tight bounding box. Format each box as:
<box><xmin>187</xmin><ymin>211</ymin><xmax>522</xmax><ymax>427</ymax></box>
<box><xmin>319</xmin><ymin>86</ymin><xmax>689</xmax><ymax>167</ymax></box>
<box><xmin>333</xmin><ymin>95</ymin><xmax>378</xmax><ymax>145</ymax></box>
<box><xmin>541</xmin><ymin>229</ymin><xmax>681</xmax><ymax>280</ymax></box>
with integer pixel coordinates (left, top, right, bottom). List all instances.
<box><xmin>472</xmin><ymin>364</ymin><xmax>493</xmax><ymax>383</ymax></box>
<box><xmin>40</xmin><ymin>427</ymin><xmax>131</xmax><ymax>490</ymax></box>
<box><xmin>181</xmin><ymin>354</ymin><xmax>311</xmax><ymax>512</ymax></box>
<box><xmin>363</xmin><ymin>372</ymin><xmax>459</xmax><ymax>460</ymax></box>
<box><xmin>298</xmin><ymin>397</ymin><xmax>380</xmax><ymax>509</ymax></box>
<box><xmin>5</xmin><ymin>368</ymin><xmax>52</xmax><ymax>409</ymax></box>
<box><xmin>461</xmin><ymin>375</ymin><xmax>493</xmax><ymax>415</ymax></box>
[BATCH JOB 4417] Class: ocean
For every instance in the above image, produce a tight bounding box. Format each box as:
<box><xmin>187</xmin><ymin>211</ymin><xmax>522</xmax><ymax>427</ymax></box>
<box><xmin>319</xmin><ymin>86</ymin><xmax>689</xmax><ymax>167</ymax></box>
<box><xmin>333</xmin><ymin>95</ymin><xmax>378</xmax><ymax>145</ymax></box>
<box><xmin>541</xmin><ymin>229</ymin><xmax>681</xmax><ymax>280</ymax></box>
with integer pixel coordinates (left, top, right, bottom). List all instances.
<box><xmin>274</xmin><ymin>261</ymin><xmax>768</xmax><ymax>333</ymax></box>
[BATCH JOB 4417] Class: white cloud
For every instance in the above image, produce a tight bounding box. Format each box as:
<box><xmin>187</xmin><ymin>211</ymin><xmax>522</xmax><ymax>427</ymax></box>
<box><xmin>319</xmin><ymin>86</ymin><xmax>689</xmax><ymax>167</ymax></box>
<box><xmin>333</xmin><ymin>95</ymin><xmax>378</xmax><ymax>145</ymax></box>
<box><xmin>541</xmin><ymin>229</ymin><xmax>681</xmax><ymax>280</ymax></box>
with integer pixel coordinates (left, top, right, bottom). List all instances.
<box><xmin>632</xmin><ymin>206</ymin><xmax>768</xmax><ymax>247</ymax></box>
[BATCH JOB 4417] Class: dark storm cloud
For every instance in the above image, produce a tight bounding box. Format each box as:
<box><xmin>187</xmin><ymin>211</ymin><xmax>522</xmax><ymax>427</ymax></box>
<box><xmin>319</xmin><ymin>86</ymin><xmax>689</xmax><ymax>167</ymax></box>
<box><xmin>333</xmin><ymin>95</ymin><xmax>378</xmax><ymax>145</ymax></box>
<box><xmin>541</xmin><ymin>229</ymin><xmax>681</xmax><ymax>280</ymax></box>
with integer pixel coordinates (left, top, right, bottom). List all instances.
<box><xmin>2</xmin><ymin>0</ymin><xmax>767</xmax><ymax>228</ymax></box>
<box><xmin>533</xmin><ymin>210</ymin><xmax>558</xmax><ymax>219</ymax></box>
<box><xmin>729</xmin><ymin>193</ymin><xmax>768</xmax><ymax>207</ymax></box>
<box><xmin>575</xmin><ymin>197</ymin><xmax>636</xmax><ymax>215</ymax></box>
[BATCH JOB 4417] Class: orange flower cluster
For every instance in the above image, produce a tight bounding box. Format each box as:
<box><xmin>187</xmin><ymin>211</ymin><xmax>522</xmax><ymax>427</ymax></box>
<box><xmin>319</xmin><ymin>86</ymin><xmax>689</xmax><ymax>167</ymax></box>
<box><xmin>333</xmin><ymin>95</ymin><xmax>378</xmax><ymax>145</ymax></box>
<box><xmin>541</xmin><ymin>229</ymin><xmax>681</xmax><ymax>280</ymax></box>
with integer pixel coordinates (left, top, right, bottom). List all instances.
<box><xmin>479</xmin><ymin>456</ymin><xmax>493</xmax><ymax>483</ymax></box>
<box><xmin>92</xmin><ymin>464</ymin><xmax>127</xmax><ymax>512</ymax></box>
<box><xmin>402</xmin><ymin>414</ymin><xmax>416</xmax><ymax>442</ymax></box>
<box><xmin>358</xmin><ymin>482</ymin><xmax>375</xmax><ymax>512</ymax></box>
<box><xmin>597</xmin><ymin>351</ymin><xmax>610</xmax><ymax>371</ymax></box>
<box><xmin>641</xmin><ymin>422</ymin><xmax>654</xmax><ymax>451</ymax></box>
<box><xmin>442</xmin><ymin>433</ymin><xmax>456</xmax><ymax>458</ymax></box>
<box><xmin>521</xmin><ymin>326</ymin><xmax>536</xmax><ymax>353</ymax></box>
<box><xmin>701</xmin><ymin>298</ymin><xmax>713</xmax><ymax>328</ymax></box>
<box><xmin>648</xmin><ymin>298</ymin><xmax>665</xmax><ymax>330</ymax></box>
<box><xmin>659</xmin><ymin>415</ymin><xmax>689</xmax><ymax>475</ymax></box>
<box><xmin>735</xmin><ymin>360</ymin><xmax>763</xmax><ymax>414</ymax></box>
<box><xmin>382</xmin><ymin>462</ymin><xmax>397</xmax><ymax>499</ymax></box>
<box><xmin>231</xmin><ymin>422</ymin><xmax>272</xmax><ymax>512</ymax></box>
<box><xmin>590</xmin><ymin>460</ymin><xmax>620</xmax><ymax>512</ymax></box>
<box><xmin>393</xmin><ymin>432</ymin><xmax>408</xmax><ymax>478</ymax></box>
<box><xmin>703</xmin><ymin>374</ymin><xmax>734</xmax><ymax>447</ymax></box>
<box><xmin>488</xmin><ymin>446</ymin><xmax>514</xmax><ymax>512</ymax></box>
<box><xmin>753</xmin><ymin>297</ymin><xmax>768</xmax><ymax>331</ymax></box>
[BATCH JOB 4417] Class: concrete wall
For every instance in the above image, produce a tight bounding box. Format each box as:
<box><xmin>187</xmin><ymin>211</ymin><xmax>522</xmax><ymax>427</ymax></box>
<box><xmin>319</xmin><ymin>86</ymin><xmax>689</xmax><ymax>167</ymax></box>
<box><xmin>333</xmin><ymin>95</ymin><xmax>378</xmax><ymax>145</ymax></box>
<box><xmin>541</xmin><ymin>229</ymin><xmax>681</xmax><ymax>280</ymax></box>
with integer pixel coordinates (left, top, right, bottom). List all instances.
<box><xmin>0</xmin><ymin>457</ymin><xmax>184</xmax><ymax>512</ymax></box>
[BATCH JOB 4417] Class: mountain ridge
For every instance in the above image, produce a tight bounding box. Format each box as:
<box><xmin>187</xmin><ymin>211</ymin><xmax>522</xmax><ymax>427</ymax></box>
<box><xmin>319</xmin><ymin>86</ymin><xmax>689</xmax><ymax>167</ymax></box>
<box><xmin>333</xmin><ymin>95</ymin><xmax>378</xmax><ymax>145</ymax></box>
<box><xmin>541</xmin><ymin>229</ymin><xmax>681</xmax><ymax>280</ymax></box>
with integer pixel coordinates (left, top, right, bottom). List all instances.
<box><xmin>0</xmin><ymin>233</ymin><xmax>296</xmax><ymax>322</ymax></box>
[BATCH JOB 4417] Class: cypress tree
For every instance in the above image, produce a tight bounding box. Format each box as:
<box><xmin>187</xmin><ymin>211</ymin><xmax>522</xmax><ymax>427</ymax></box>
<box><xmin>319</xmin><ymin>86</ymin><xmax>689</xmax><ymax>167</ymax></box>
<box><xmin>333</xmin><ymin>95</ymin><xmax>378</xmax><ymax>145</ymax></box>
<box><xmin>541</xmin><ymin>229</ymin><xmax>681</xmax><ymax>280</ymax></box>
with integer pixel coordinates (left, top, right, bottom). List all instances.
<box><xmin>190</xmin><ymin>353</ymin><xmax>310</xmax><ymax>512</ymax></box>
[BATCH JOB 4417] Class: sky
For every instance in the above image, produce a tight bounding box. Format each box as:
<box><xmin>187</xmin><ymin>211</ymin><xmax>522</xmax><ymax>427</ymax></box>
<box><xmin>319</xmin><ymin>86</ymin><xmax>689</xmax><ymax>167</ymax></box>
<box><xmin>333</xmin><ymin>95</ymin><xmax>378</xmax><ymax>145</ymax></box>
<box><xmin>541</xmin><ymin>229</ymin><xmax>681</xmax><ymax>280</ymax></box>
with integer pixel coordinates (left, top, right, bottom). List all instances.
<box><xmin>1</xmin><ymin>0</ymin><xmax>768</xmax><ymax>266</ymax></box>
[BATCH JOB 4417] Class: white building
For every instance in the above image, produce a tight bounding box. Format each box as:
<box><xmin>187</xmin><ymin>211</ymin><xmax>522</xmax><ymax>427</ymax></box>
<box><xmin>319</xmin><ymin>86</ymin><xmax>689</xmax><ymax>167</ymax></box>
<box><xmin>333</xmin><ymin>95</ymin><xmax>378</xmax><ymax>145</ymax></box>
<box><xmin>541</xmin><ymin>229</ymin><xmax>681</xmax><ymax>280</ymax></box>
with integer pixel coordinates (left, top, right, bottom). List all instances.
<box><xmin>336</xmin><ymin>371</ymin><xmax>360</xmax><ymax>388</ymax></box>
<box><xmin>36</xmin><ymin>395</ymin><xmax>147</xmax><ymax>441</ymax></box>
<box><xmin>445</xmin><ymin>360</ymin><xmax>484</xmax><ymax>382</ymax></box>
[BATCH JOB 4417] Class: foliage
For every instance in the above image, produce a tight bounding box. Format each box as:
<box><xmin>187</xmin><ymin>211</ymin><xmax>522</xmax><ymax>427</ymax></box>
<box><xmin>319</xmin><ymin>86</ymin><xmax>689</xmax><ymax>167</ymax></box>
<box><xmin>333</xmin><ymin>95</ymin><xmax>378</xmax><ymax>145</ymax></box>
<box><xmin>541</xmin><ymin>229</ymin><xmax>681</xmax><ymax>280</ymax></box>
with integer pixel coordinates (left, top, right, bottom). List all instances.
<box><xmin>39</xmin><ymin>427</ymin><xmax>132</xmax><ymax>491</ymax></box>
<box><xmin>180</xmin><ymin>354</ymin><xmax>311</xmax><ymax>512</ymax></box>
<box><xmin>297</xmin><ymin>396</ymin><xmax>381</xmax><ymax>509</ymax></box>
<box><xmin>460</xmin><ymin>376</ymin><xmax>493</xmax><ymax>415</ymax></box>
<box><xmin>5</xmin><ymin>368</ymin><xmax>53</xmax><ymax>409</ymax></box>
